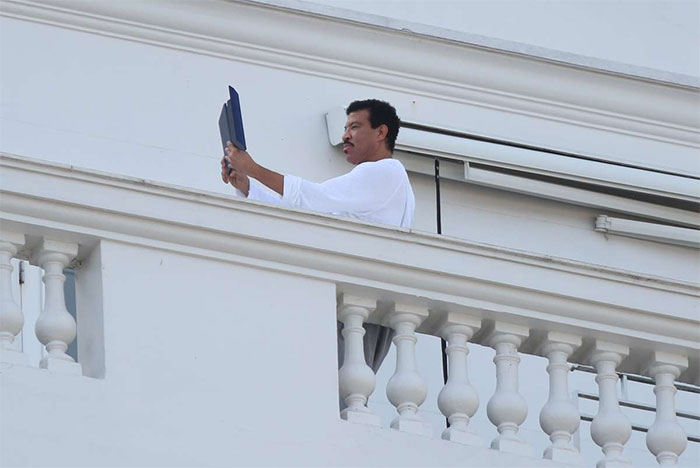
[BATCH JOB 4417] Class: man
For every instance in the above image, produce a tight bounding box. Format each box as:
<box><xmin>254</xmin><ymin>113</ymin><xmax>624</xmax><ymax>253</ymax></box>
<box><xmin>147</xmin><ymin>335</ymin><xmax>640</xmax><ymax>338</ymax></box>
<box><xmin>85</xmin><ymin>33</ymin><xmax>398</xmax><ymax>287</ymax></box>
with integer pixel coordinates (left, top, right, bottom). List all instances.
<box><xmin>220</xmin><ymin>99</ymin><xmax>414</xmax><ymax>373</ymax></box>
<box><xmin>220</xmin><ymin>99</ymin><xmax>414</xmax><ymax>231</ymax></box>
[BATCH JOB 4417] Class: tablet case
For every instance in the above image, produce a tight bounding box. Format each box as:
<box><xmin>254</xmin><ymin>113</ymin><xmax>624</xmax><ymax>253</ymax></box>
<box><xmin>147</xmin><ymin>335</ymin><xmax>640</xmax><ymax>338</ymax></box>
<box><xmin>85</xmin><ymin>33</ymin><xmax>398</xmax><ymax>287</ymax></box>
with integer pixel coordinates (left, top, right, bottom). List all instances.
<box><xmin>218</xmin><ymin>86</ymin><xmax>246</xmax><ymax>152</ymax></box>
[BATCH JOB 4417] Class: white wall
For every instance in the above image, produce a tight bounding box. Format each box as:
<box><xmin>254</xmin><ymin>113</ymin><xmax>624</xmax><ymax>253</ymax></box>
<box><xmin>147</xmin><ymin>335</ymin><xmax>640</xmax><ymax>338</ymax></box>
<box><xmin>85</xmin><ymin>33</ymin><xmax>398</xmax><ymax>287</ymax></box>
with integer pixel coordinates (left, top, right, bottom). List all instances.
<box><xmin>1</xmin><ymin>7</ymin><xmax>697</xmax><ymax>466</ymax></box>
<box><xmin>2</xmin><ymin>16</ymin><xmax>696</xmax><ymax>284</ymax></box>
<box><xmin>303</xmin><ymin>0</ymin><xmax>700</xmax><ymax>77</ymax></box>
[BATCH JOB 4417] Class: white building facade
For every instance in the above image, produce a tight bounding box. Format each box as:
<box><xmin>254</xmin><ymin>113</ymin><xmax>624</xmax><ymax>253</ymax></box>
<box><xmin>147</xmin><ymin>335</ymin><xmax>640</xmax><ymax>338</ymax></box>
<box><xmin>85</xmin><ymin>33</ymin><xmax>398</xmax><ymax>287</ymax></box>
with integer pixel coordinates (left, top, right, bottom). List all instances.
<box><xmin>1</xmin><ymin>1</ymin><xmax>698</xmax><ymax>466</ymax></box>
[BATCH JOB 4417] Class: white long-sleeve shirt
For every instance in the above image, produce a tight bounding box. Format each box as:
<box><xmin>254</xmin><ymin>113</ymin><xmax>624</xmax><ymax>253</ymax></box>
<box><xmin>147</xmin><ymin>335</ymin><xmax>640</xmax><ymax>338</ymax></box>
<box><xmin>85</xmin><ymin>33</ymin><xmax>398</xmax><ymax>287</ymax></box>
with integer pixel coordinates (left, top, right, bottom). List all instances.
<box><xmin>243</xmin><ymin>158</ymin><xmax>415</xmax><ymax>228</ymax></box>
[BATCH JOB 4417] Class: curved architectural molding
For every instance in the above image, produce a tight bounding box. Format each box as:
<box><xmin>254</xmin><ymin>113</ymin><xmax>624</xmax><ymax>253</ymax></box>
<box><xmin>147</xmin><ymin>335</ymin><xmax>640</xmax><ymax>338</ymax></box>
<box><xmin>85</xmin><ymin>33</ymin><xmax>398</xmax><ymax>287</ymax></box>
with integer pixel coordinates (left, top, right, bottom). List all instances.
<box><xmin>2</xmin><ymin>0</ymin><xmax>698</xmax><ymax>149</ymax></box>
<box><xmin>255</xmin><ymin>0</ymin><xmax>700</xmax><ymax>89</ymax></box>
<box><xmin>1</xmin><ymin>153</ymin><xmax>698</xmax><ymax>380</ymax></box>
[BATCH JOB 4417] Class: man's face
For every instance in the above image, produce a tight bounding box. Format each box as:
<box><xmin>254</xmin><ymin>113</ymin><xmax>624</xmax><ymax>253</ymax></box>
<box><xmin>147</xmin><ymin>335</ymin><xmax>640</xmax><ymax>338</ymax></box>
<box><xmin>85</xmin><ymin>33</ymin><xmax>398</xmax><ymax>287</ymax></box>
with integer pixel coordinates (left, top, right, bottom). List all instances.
<box><xmin>342</xmin><ymin>110</ymin><xmax>384</xmax><ymax>165</ymax></box>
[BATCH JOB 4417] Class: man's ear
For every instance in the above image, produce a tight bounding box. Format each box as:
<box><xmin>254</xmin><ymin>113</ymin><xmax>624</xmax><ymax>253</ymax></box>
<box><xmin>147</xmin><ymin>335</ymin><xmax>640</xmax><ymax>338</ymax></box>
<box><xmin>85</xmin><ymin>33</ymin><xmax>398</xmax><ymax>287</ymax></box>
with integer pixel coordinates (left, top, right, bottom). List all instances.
<box><xmin>376</xmin><ymin>124</ymin><xmax>389</xmax><ymax>142</ymax></box>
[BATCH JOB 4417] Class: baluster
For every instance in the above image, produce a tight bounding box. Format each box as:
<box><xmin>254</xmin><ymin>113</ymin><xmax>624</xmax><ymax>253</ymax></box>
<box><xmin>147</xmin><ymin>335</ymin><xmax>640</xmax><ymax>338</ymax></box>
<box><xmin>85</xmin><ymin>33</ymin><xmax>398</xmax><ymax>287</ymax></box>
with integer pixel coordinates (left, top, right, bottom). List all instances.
<box><xmin>437</xmin><ymin>313</ymin><xmax>483</xmax><ymax>446</ymax></box>
<box><xmin>589</xmin><ymin>341</ymin><xmax>631</xmax><ymax>468</ymax></box>
<box><xmin>538</xmin><ymin>331</ymin><xmax>582</xmax><ymax>464</ymax></box>
<box><xmin>386</xmin><ymin>303</ymin><xmax>431</xmax><ymax>436</ymax></box>
<box><xmin>644</xmin><ymin>352</ymin><xmax>688</xmax><ymax>467</ymax></box>
<box><xmin>0</xmin><ymin>231</ymin><xmax>26</xmax><ymax>365</ymax></box>
<box><xmin>32</xmin><ymin>239</ymin><xmax>81</xmax><ymax>375</ymax></box>
<box><xmin>336</xmin><ymin>294</ymin><xmax>380</xmax><ymax>426</ymax></box>
<box><xmin>486</xmin><ymin>322</ymin><xmax>532</xmax><ymax>455</ymax></box>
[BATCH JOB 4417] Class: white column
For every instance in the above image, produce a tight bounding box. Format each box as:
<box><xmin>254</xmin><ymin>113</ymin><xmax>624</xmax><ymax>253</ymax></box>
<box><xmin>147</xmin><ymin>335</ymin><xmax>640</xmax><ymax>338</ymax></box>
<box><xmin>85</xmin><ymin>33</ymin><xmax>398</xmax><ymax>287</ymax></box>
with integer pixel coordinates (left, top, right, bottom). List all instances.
<box><xmin>32</xmin><ymin>239</ymin><xmax>81</xmax><ymax>375</ymax></box>
<box><xmin>437</xmin><ymin>313</ymin><xmax>483</xmax><ymax>446</ymax></box>
<box><xmin>0</xmin><ymin>231</ymin><xmax>27</xmax><ymax>365</ymax></box>
<box><xmin>643</xmin><ymin>352</ymin><xmax>688</xmax><ymax>467</ymax></box>
<box><xmin>538</xmin><ymin>331</ymin><xmax>582</xmax><ymax>464</ymax></box>
<box><xmin>589</xmin><ymin>341</ymin><xmax>631</xmax><ymax>468</ymax></box>
<box><xmin>486</xmin><ymin>322</ymin><xmax>532</xmax><ymax>455</ymax></box>
<box><xmin>336</xmin><ymin>294</ymin><xmax>380</xmax><ymax>426</ymax></box>
<box><xmin>386</xmin><ymin>303</ymin><xmax>431</xmax><ymax>436</ymax></box>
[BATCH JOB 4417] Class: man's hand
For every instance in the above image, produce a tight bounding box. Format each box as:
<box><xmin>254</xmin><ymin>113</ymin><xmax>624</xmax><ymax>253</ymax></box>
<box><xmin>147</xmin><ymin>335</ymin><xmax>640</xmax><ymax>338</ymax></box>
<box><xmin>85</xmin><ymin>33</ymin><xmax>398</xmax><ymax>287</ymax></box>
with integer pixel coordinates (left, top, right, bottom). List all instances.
<box><xmin>221</xmin><ymin>145</ymin><xmax>251</xmax><ymax>196</ymax></box>
<box><xmin>225</xmin><ymin>142</ymin><xmax>258</xmax><ymax>175</ymax></box>
<box><xmin>221</xmin><ymin>141</ymin><xmax>285</xmax><ymax>197</ymax></box>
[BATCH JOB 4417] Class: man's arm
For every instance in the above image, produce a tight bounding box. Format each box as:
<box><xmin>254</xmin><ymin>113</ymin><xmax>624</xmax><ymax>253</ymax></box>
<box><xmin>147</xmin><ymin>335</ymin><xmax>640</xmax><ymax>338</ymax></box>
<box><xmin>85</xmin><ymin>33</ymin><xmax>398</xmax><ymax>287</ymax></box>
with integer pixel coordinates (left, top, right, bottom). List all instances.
<box><xmin>224</xmin><ymin>142</ymin><xmax>283</xmax><ymax>196</ymax></box>
<box><xmin>249</xmin><ymin>164</ymin><xmax>284</xmax><ymax>197</ymax></box>
<box><xmin>282</xmin><ymin>159</ymin><xmax>406</xmax><ymax>215</ymax></box>
<box><xmin>222</xmin><ymin>144</ymin><xmax>409</xmax><ymax>224</ymax></box>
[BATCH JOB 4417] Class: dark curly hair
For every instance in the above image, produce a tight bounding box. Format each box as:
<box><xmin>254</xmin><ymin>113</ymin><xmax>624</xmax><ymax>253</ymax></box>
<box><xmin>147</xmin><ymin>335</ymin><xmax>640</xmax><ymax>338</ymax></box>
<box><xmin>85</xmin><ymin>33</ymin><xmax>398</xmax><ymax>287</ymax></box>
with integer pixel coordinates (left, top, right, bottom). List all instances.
<box><xmin>346</xmin><ymin>99</ymin><xmax>401</xmax><ymax>153</ymax></box>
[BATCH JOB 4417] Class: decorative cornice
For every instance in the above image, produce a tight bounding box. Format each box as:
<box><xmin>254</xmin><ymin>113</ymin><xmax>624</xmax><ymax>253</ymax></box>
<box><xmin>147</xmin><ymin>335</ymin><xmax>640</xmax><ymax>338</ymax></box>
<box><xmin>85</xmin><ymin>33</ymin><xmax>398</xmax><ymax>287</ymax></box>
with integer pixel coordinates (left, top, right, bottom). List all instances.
<box><xmin>1</xmin><ymin>0</ymin><xmax>698</xmax><ymax>149</ymax></box>
<box><xmin>0</xmin><ymin>152</ymin><xmax>694</xmax><ymax>295</ymax></box>
<box><xmin>253</xmin><ymin>0</ymin><xmax>700</xmax><ymax>89</ymax></box>
<box><xmin>1</xmin><ymin>153</ymin><xmax>698</xmax><ymax>379</ymax></box>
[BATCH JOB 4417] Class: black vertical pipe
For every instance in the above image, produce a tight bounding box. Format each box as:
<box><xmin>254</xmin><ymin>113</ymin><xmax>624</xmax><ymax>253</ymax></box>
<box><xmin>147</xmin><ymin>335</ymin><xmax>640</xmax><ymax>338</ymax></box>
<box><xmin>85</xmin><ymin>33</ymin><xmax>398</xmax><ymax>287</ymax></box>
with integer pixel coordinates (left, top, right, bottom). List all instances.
<box><xmin>435</xmin><ymin>158</ymin><xmax>442</xmax><ymax>235</ymax></box>
<box><xmin>435</xmin><ymin>158</ymin><xmax>449</xmax><ymax>428</ymax></box>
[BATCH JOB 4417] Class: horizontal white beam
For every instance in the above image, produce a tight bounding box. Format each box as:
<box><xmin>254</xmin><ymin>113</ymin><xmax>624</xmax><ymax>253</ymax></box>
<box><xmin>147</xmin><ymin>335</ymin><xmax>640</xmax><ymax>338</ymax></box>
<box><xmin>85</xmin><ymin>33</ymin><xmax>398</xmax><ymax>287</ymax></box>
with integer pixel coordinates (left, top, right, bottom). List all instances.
<box><xmin>595</xmin><ymin>215</ymin><xmax>700</xmax><ymax>248</ymax></box>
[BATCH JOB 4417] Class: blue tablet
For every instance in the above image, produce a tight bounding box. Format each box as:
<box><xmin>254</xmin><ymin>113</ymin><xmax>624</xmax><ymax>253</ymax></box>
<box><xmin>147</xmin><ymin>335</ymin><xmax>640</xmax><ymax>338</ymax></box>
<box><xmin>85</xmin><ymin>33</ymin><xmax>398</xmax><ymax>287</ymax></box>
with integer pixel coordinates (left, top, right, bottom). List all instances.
<box><xmin>227</xmin><ymin>86</ymin><xmax>246</xmax><ymax>150</ymax></box>
<box><xmin>218</xmin><ymin>86</ymin><xmax>246</xmax><ymax>152</ymax></box>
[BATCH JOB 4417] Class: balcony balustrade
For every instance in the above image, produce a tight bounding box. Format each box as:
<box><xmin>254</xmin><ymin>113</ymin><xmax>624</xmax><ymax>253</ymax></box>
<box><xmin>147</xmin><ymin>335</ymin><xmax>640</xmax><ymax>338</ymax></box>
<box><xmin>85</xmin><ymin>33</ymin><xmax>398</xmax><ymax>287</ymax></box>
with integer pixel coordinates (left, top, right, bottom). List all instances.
<box><xmin>1</xmin><ymin>152</ymin><xmax>698</xmax><ymax>467</ymax></box>
<box><xmin>335</xmin><ymin>294</ymin><xmax>694</xmax><ymax>467</ymax></box>
<box><xmin>1</xmin><ymin>234</ymin><xmax>81</xmax><ymax>374</ymax></box>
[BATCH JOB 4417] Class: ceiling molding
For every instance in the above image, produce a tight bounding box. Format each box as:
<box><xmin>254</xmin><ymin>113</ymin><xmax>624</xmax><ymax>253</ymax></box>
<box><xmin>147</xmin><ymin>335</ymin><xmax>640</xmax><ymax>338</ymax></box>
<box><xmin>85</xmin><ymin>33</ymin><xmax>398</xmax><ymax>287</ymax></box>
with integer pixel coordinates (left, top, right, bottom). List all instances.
<box><xmin>252</xmin><ymin>0</ymin><xmax>700</xmax><ymax>89</ymax></box>
<box><xmin>2</xmin><ymin>0</ymin><xmax>699</xmax><ymax>149</ymax></box>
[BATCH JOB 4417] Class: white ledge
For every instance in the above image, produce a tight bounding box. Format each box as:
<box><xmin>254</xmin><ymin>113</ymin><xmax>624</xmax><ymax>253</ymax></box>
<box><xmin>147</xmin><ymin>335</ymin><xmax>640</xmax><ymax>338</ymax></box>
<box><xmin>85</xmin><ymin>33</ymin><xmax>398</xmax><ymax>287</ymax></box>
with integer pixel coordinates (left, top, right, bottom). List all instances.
<box><xmin>1</xmin><ymin>152</ymin><xmax>698</xmax><ymax>380</ymax></box>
